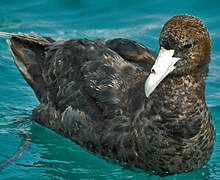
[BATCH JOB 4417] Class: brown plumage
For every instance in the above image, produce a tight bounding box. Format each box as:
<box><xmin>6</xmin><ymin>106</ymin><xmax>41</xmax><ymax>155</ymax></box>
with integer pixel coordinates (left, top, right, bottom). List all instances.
<box><xmin>0</xmin><ymin>15</ymin><xmax>215</xmax><ymax>175</ymax></box>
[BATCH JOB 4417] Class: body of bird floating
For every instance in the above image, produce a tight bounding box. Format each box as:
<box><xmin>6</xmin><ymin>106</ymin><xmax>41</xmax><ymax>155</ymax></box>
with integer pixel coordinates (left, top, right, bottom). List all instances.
<box><xmin>0</xmin><ymin>15</ymin><xmax>215</xmax><ymax>175</ymax></box>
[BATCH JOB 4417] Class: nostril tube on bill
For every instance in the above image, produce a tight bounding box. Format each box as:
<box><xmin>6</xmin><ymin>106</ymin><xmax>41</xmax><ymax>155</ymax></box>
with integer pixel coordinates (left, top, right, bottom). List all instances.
<box><xmin>151</xmin><ymin>69</ymin><xmax>156</xmax><ymax>74</ymax></box>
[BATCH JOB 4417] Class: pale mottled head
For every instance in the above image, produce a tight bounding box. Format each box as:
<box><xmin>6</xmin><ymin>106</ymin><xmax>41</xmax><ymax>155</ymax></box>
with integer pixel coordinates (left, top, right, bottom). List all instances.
<box><xmin>145</xmin><ymin>15</ymin><xmax>211</xmax><ymax>97</ymax></box>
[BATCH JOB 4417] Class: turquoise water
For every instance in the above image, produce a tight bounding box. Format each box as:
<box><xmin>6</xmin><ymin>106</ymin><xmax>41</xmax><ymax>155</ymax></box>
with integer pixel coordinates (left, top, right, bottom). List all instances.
<box><xmin>0</xmin><ymin>0</ymin><xmax>220</xmax><ymax>179</ymax></box>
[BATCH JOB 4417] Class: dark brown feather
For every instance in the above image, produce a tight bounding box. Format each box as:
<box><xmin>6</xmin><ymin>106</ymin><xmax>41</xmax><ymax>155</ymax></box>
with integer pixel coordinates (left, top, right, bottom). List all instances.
<box><xmin>1</xmin><ymin>15</ymin><xmax>215</xmax><ymax>176</ymax></box>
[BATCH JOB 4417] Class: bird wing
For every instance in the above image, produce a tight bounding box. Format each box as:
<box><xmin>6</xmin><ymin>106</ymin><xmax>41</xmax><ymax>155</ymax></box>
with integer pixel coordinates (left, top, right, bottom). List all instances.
<box><xmin>44</xmin><ymin>38</ymin><xmax>146</xmax><ymax>118</ymax></box>
<box><xmin>106</xmin><ymin>38</ymin><xmax>156</xmax><ymax>65</ymax></box>
<box><xmin>2</xmin><ymin>32</ymin><xmax>155</xmax><ymax>116</ymax></box>
<box><xmin>2</xmin><ymin>32</ymin><xmax>156</xmax><ymax>152</ymax></box>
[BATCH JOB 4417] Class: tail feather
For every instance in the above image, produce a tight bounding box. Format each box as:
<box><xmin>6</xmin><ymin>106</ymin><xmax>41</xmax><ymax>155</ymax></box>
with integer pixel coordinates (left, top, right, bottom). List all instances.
<box><xmin>0</xmin><ymin>32</ymin><xmax>55</xmax><ymax>45</ymax></box>
<box><xmin>1</xmin><ymin>32</ymin><xmax>52</xmax><ymax>103</ymax></box>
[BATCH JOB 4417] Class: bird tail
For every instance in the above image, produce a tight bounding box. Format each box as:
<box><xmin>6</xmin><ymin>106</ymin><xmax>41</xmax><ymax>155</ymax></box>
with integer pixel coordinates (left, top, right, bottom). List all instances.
<box><xmin>0</xmin><ymin>32</ymin><xmax>54</xmax><ymax>102</ymax></box>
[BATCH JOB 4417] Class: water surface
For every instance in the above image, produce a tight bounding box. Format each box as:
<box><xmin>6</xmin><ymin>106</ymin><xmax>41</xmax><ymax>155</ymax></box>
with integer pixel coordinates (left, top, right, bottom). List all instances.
<box><xmin>0</xmin><ymin>0</ymin><xmax>220</xmax><ymax>179</ymax></box>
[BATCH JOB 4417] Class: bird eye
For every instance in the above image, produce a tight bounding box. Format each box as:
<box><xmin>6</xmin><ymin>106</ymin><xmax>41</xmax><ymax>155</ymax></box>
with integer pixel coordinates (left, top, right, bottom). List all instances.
<box><xmin>183</xmin><ymin>43</ymin><xmax>193</xmax><ymax>49</ymax></box>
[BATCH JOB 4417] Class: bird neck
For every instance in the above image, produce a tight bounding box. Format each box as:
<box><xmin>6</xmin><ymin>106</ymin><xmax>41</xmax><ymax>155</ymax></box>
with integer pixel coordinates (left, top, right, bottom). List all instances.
<box><xmin>151</xmin><ymin>73</ymin><xmax>206</xmax><ymax>106</ymax></box>
<box><xmin>147</xmin><ymin>73</ymin><xmax>209</xmax><ymax>138</ymax></box>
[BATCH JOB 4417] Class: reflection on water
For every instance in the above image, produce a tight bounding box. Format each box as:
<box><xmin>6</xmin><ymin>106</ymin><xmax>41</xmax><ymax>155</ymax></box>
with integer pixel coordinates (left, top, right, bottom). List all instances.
<box><xmin>0</xmin><ymin>119</ymin><xmax>31</xmax><ymax>171</ymax></box>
